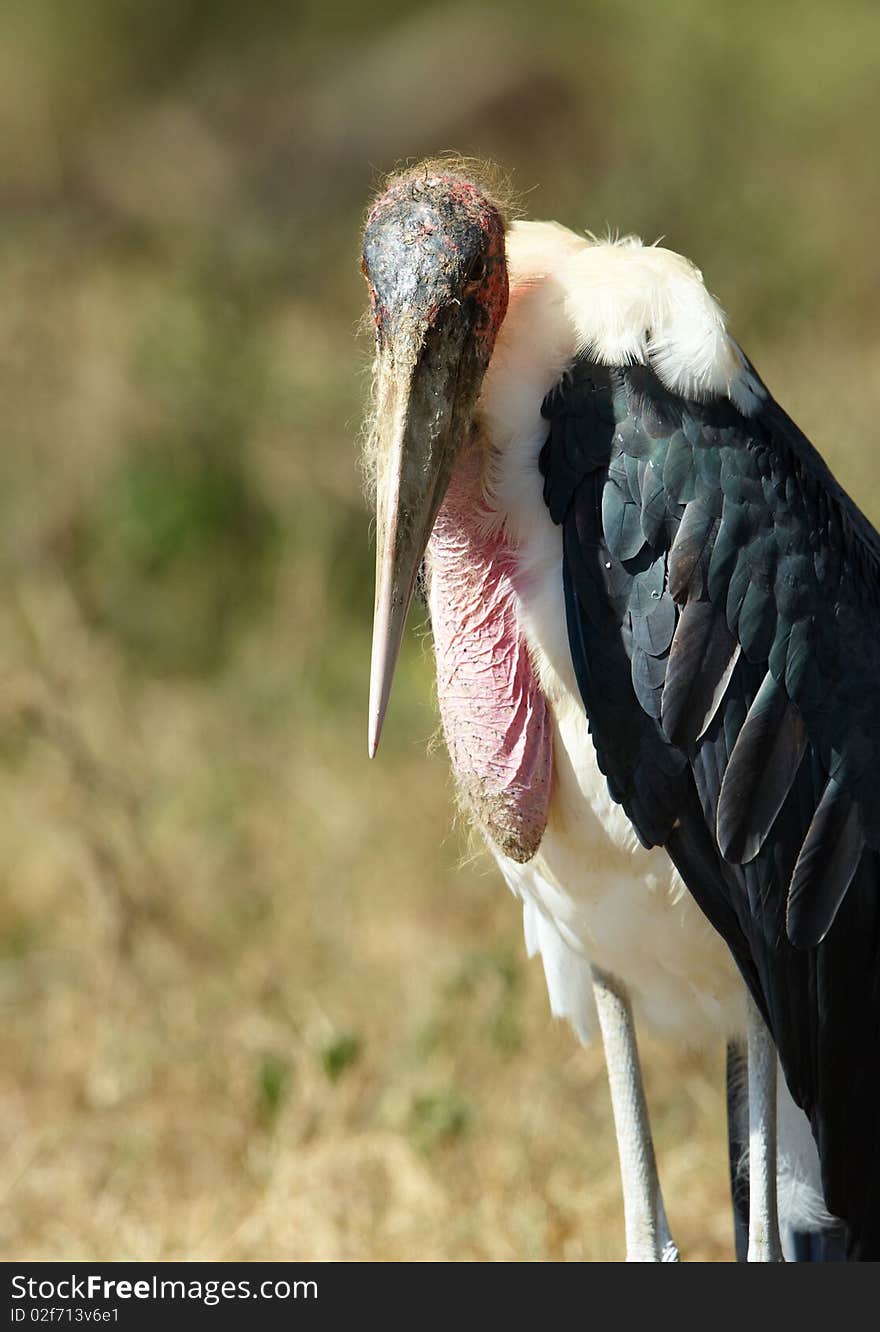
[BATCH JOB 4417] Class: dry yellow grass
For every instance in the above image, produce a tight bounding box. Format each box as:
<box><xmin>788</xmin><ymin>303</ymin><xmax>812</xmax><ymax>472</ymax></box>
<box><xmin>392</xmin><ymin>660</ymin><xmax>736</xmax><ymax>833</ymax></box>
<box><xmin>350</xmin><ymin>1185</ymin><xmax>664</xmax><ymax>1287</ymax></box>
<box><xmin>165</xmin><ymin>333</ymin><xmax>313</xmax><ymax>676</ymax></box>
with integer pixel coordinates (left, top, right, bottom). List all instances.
<box><xmin>0</xmin><ymin>645</ymin><xmax>735</xmax><ymax>1258</ymax></box>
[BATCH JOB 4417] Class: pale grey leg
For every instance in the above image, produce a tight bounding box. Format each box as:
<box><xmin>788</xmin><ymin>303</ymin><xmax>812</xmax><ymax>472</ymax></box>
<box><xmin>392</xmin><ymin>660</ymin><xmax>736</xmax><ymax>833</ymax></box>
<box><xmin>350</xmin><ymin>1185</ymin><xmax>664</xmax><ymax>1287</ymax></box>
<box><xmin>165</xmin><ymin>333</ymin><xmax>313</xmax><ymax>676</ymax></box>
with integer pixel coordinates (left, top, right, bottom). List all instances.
<box><xmin>591</xmin><ymin>966</ymin><xmax>680</xmax><ymax>1262</ymax></box>
<box><xmin>746</xmin><ymin>996</ymin><xmax>785</xmax><ymax>1262</ymax></box>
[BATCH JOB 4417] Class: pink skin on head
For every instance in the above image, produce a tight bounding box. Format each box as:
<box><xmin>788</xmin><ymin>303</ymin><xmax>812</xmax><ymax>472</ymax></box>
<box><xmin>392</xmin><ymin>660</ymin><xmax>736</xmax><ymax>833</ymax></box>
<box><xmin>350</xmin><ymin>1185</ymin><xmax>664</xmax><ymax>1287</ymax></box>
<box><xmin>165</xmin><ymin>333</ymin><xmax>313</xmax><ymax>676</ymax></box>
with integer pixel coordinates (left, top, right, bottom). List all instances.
<box><xmin>428</xmin><ymin>445</ymin><xmax>553</xmax><ymax>864</ymax></box>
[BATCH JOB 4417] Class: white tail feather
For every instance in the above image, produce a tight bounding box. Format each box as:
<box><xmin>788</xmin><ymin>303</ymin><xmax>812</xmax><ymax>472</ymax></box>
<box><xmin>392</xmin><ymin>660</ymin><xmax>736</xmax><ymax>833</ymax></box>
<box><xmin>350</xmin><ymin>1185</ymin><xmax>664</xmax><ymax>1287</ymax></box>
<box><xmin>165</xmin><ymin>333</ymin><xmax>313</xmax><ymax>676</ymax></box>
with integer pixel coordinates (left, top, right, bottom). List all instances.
<box><xmin>524</xmin><ymin>901</ymin><xmax>835</xmax><ymax>1237</ymax></box>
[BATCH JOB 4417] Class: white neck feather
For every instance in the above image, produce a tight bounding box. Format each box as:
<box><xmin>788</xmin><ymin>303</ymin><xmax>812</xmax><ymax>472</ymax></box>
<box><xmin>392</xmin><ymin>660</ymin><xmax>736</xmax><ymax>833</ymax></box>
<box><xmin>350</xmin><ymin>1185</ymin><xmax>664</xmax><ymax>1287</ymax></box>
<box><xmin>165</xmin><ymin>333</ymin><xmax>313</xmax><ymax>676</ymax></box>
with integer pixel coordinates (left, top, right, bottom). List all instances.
<box><xmin>485</xmin><ymin>219</ymin><xmax>765</xmax><ymax>426</ymax></box>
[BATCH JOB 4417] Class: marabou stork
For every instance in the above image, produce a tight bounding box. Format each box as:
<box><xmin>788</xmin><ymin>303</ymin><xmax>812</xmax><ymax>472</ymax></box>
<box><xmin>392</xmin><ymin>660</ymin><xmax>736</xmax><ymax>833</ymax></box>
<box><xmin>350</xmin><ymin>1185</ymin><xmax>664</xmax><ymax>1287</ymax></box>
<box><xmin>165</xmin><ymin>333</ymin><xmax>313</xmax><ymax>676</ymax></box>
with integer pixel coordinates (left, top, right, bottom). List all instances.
<box><xmin>360</xmin><ymin>160</ymin><xmax>880</xmax><ymax>1261</ymax></box>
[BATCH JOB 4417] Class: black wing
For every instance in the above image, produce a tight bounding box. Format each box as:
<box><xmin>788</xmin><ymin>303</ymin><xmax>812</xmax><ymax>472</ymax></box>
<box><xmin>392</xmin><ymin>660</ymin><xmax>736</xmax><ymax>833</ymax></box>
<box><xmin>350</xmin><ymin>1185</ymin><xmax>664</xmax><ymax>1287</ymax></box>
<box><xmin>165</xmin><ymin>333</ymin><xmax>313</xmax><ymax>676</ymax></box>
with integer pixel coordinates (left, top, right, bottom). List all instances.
<box><xmin>540</xmin><ymin>358</ymin><xmax>880</xmax><ymax>1259</ymax></box>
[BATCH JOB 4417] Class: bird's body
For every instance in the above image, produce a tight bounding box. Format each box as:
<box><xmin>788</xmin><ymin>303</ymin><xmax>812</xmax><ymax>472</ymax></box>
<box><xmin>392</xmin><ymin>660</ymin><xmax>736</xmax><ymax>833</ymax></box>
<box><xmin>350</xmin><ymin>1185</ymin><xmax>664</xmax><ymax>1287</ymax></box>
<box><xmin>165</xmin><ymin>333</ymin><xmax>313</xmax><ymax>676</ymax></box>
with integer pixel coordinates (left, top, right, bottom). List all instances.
<box><xmin>361</xmin><ymin>165</ymin><xmax>880</xmax><ymax>1257</ymax></box>
<box><xmin>422</xmin><ymin>219</ymin><xmax>827</xmax><ymax>1243</ymax></box>
<box><xmin>426</xmin><ymin>220</ymin><xmax>746</xmax><ymax>1046</ymax></box>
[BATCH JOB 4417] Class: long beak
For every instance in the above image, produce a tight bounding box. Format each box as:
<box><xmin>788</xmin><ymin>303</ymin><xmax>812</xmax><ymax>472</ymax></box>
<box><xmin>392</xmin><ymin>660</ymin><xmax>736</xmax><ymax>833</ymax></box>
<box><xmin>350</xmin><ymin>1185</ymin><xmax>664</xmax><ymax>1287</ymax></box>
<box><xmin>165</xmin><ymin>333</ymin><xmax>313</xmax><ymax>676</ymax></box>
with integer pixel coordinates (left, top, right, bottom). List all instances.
<box><xmin>368</xmin><ymin>319</ymin><xmax>476</xmax><ymax>757</ymax></box>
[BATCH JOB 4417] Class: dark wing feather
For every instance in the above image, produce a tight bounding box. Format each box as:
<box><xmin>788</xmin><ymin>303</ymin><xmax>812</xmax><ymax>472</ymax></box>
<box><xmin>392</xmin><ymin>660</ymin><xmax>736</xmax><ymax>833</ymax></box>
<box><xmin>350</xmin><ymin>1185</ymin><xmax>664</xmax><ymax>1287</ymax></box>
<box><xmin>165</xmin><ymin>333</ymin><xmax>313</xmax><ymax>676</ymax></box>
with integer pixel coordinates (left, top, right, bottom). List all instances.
<box><xmin>787</xmin><ymin>779</ymin><xmax>864</xmax><ymax>949</ymax></box>
<box><xmin>660</xmin><ymin>600</ymin><xmax>741</xmax><ymax>747</ymax></box>
<box><xmin>540</xmin><ymin>357</ymin><xmax>880</xmax><ymax>1258</ymax></box>
<box><xmin>717</xmin><ymin>670</ymin><xmax>808</xmax><ymax>864</ymax></box>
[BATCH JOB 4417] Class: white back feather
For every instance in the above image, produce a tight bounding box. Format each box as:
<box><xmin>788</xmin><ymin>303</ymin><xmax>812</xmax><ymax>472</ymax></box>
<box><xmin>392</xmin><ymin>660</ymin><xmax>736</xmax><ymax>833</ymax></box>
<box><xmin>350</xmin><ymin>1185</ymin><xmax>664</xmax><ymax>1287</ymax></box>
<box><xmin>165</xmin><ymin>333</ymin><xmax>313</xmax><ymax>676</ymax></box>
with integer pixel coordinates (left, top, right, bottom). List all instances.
<box><xmin>504</xmin><ymin>221</ymin><xmax>766</xmax><ymax>414</ymax></box>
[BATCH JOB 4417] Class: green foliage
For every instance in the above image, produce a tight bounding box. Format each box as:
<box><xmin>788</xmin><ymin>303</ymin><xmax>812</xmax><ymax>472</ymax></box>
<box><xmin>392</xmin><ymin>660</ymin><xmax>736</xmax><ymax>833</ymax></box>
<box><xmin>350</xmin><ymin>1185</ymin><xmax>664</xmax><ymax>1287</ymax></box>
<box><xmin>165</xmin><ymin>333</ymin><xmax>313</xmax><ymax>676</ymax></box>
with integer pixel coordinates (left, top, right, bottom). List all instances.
<box><xmin>73</xmin><ymin>443</ymin><xmax>279</xmax><ymax>676</ymax></box>
<box><xmin>257</xmin><ymin>1053</ymin><xmax>290</xmax><ymax>1126</ymax></box>
<box><xmin>320</xmin><ymin>1033</ymin><xmax>361</xmax><ymax>1082</ymax></box>
<box><xmin>408</xmin><ymin>1088</ymin><xmax>472</xmax><ymax>1152</ymax></box>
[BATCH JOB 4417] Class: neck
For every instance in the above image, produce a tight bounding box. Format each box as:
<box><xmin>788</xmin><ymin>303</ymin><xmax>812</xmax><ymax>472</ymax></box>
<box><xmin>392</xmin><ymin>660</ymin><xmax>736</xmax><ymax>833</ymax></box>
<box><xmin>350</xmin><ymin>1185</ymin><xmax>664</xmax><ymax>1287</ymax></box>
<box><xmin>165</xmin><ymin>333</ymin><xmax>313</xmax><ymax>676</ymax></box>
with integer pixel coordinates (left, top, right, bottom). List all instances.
<box><xmin>420</xmin><ymin>225</ymin><xmax>591</xmax><ymax>862</ymax></box>
<box><xmin>426</xmin><ymin>435</ymin><xmax>552</xmax><ymax>864</ymax></box>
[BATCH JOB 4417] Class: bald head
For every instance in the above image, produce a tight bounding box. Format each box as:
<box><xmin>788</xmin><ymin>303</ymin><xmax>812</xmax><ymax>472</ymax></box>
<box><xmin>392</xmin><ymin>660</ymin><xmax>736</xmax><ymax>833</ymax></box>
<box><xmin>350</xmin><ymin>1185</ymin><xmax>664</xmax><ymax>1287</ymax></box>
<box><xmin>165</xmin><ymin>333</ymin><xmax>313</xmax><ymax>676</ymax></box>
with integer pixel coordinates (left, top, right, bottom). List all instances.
<box><xmin>362</xmin><ymin>169</ymin><xmax>508</xmax><ymax>367</ymax></box>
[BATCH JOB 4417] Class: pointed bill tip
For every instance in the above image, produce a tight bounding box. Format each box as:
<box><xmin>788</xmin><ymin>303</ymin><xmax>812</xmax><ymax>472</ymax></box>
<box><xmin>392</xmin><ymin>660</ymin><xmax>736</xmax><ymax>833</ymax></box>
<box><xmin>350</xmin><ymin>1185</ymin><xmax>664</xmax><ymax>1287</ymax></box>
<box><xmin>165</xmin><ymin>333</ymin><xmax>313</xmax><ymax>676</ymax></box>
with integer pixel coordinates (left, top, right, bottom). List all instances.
<box><xmin>367</xmin><ymin>592</ymin><xmax>401</xmax><ymax>761</ymax></box>
<box><xmin>367</xmin><ymin>706</ymin><xmax>384</xmax><ymax>759</ymax></box>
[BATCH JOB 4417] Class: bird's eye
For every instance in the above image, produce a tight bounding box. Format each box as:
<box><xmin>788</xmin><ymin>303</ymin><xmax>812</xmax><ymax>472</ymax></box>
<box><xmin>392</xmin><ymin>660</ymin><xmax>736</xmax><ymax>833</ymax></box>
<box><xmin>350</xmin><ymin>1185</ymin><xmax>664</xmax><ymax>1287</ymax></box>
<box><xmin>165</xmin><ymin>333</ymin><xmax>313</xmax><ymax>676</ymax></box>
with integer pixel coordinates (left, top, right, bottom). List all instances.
<box><xmin>464</xmin><ymin>255</ymin><xmax>487</xmax><ymax>286</ymax></box>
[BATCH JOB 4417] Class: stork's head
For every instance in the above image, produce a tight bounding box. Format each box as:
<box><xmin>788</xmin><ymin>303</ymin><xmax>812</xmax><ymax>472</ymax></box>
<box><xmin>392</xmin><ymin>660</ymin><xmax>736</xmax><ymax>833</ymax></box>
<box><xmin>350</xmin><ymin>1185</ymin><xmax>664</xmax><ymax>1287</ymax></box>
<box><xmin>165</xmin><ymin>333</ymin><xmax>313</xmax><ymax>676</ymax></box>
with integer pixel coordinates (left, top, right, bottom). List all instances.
<box><xmin>362</xmin><ymin>166</ymin><xmax>509</xmax><ymax>755</ymax></box>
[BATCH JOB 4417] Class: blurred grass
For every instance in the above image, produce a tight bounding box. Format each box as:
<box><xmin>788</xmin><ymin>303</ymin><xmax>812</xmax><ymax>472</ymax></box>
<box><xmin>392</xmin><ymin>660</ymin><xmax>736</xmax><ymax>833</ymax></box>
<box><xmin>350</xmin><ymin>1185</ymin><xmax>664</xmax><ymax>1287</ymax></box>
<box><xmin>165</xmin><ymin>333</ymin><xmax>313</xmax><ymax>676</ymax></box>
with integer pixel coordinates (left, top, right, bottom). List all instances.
<box><xmin>0</xmin><ymin>0</ymin><xmax>878</xmax><ymax>1260</ymax></box>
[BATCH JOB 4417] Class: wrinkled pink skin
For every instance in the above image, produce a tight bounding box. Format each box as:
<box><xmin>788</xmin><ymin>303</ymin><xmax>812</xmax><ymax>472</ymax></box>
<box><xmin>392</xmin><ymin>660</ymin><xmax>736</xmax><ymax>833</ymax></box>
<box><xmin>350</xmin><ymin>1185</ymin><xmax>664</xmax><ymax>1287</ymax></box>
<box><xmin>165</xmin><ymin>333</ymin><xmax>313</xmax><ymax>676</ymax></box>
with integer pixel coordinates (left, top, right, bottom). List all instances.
<box><xmin>428</xmin><ymin>444</ymin><xmax>553</xmax><ymax>863</ymax></box>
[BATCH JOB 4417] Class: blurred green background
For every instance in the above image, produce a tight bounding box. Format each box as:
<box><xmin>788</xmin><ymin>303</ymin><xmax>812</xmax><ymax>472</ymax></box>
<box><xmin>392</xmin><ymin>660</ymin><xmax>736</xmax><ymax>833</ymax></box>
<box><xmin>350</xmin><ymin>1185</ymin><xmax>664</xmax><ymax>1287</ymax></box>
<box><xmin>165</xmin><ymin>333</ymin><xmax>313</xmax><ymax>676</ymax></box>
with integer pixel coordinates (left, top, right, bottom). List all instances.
<box><xmin>1</xmin><ymin>0</ymin><xmax>878</xmax><ymax>1260</ymax></box>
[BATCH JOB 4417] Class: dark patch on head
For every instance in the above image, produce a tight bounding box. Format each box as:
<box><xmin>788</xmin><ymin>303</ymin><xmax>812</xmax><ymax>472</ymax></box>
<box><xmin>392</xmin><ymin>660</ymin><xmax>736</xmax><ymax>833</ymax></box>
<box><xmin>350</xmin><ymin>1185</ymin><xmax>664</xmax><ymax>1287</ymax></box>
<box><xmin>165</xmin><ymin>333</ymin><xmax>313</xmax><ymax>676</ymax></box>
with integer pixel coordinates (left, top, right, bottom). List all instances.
<box><xmin>362</xmin><ymin>172</ymin><xmax>508</xmax><ymax>364</ymax></box>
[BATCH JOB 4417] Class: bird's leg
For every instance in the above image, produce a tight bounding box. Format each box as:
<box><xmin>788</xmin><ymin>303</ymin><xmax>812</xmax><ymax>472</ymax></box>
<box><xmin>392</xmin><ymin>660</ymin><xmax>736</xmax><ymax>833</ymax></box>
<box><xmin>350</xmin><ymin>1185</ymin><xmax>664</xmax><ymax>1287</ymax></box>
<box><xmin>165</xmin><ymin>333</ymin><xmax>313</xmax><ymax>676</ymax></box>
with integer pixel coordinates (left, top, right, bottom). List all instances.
<box><xmin>746</xmin><ymin>997</ymin><xmax>784</xmax><ymax>1262</ymax></box>
<box><xmin>591</xmin><ymin>966</ymin><xmax>679</xmax><ymax>1262</ymax></box>
<box><xmin>725</xmin><ymin>1040</ymin><xmax>750</xmax><ymax>1261</ymax></box>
